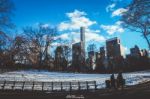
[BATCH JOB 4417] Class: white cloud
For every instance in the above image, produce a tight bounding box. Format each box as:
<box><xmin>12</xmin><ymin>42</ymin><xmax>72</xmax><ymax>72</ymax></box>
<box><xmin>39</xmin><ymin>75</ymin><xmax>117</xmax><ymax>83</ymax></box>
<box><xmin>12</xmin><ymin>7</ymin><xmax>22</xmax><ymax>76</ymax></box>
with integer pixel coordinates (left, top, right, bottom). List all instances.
<box><xmin>56</xmin><ymin>10</ymin><xmax>105</xmax><ymax>46</ymax></box>
<box><xmin>70</xmin><ymin>32</ymin><xmax>80</xmax><ymax>43</ymax></box>
<box><xmin>85</xmin><ymin>29</ymin><xmax>105</xmax><ymax>42</ymax></box>
<box><xmin>111</xmin><ymin>0</ymin><xmax>123</xmax><ymax>2</ymax></box>
<box><xmin>51</xmin><ymin>42</ymin><xmax>61</xmax><ymax>46</ymax></box>
<box><xmin>54</xmin><ymin>28</ymin><xmax>105</xmax><ymax>45</ymax></box>
<box><xmin>100</xmin><ymin>21</ymin><xmax>124</xmax><ymax>35</ymax></box>
<box><xmin>34</xmin><ymin>23</ymin><xmax>50</xmax><ymax>29</ymax></box>
<box><xmin>58</xmin><ymin>10</ymin><xmax>96</xmax><ymax>31</ymax></box>
<box><xmin>106</xmin><ymin>3</ymin><xmax>116</xmax><ymax>12</ymax></box>
<box><xmin>112</xmin><ymin>8</ymin><xmax>127</xmax><ymax>17</ymax></box>
<box><xmin>86</xmin><ymin>29</ymin><xmax>101</xmax><ymax>34</ymax></box>
<box><xmin>41</xmin><ymin>24</ymin><xmax>50</xmax><ymax>28</ymax></box>
<box><xmin>66</xmin><ymin>10</ymin><xmax>87</xmax><ymax>18</ymax></box>
<box><xmin>124</xmin><ymin>46</ymin><xmax>128</xmax><ymax>52</ymax></box>
<box><xmin>69</xmin><ymin>30</ymin><xmax>105</xmax><ymax>43</ymax></box>
<box><xmin>115</xmin><ymin>21</ymin><xmax>123</xmax><ymax>25</ymax></box>
<box><xmin>86</xmin><ymin>32</ymin><xmax>105</xmax><ymax>42</ymax></box>
<box><xmin>55</xmin><ymin>33</ymin><xmax>69</xmax><ymax>40</ymax></box>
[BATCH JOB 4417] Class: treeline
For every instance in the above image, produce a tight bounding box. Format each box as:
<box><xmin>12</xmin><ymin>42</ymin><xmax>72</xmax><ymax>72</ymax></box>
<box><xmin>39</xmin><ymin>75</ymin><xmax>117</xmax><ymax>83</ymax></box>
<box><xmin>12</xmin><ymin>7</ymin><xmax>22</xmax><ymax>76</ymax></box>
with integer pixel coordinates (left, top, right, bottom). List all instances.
<box><xmin>0</xmin><ymin>24</ymin><xmax>58</xmax><ymax>70</ymax></box>
<box><xmin>0</xmin><ymin>0</ymin><xmax>150</xmax><ymax>73</ymax></box>
<box><xmin>94</xmin><ymin>54</ymin><xmax>150</xmax><ymax>73</ymax></box>
<box><xmin>125</xmin><ymin>54</ymin><xmax>150</xmax><ymax>72</ymax></box>
<box><xmin>0</xmin><ymin>26</ymin><xmax>150</xmax><ymax>73</ymax></box>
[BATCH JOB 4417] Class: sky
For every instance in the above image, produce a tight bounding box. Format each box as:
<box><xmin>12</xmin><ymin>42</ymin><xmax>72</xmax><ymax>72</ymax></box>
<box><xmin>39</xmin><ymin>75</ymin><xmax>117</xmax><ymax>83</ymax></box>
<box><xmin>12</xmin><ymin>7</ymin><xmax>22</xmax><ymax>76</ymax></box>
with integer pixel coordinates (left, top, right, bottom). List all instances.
<box><xmin>11</xmin><ymin>0</ymin><xmax>148</xmax><ymax>54</ymax></box>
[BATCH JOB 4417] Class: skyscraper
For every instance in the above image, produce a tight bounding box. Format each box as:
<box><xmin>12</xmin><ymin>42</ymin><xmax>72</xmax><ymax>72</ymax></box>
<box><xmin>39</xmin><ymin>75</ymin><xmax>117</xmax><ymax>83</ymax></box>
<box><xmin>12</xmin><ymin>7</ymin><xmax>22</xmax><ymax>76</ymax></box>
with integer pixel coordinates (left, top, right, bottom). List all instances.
<box><xmin>106</xmin><ymin>37</ymin><xmax>124</xmax><ymax>71</ymax></box>
<box><xmin>80</xmin><ymin>27</ymin><xmax>85</xmax><ymax>61</ymax></box>
<box><xmin>106</xmin><ymin>37</ymin><xmax>124</xmax><ymax>59</ymax></box>
<box><xmin>72</xmin><ymin>27</ymin><xmax>86</xmax><ymax>71</ymax></box>
<box><xmin>80</xmin><ymin>27</ymin><xmax>85</xmax><ymax>43</ymax></box>
<box><xmin>100</xmin><ymin>47</ymin><xmax>105</xmax><ymax>59</ymax></box>
<box><xmin>130</xmin><ymin>45</ymin><xmax>141</xmax><ymax>58</ymax></box>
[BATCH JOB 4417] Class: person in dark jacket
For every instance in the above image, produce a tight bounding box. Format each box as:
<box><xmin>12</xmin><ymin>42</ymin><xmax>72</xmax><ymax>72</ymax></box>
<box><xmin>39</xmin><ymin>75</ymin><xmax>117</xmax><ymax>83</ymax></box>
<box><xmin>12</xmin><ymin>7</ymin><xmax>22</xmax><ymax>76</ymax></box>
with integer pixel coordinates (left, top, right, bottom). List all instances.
<box><xmin>117</xmin><ymin>72</ymin><xmax>124</xmax><ymax>88</ymax></box>
<box><xmin>110</xmin><ymin>74</ymin><xmax>116</xmax><ymax>88</ymax></box>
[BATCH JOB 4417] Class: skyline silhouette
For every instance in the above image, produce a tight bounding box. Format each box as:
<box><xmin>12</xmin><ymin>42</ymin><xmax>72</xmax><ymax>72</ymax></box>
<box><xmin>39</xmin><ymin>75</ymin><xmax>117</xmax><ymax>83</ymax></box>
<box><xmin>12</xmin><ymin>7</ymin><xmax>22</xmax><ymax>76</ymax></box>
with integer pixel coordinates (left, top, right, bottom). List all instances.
<box><xmin>10</xmin><ymin>0</ymin><xmax>148</xmax><ymax>54</ymax></box>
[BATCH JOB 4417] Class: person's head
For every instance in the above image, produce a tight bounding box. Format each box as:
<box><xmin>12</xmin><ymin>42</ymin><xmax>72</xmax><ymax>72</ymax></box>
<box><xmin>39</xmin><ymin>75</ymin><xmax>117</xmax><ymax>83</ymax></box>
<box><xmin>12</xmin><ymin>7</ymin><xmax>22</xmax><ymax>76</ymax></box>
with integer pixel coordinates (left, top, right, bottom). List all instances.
<box><xmin>119</xmin><ymin>70</ymin><xmax>123</xmax><ymax>74</ymax></box>
<box><xmin>111</xmin><ymin>73</ymin><xmax>114</xmax><ymax>76</ymax></box>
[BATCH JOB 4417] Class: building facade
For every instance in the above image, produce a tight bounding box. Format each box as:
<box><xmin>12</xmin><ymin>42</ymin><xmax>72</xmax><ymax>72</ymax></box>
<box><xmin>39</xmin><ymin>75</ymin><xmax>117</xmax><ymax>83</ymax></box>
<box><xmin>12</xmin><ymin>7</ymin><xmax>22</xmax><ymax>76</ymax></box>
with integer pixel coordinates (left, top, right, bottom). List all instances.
<box><xmin>130</xmin><ymin>45</ymin><xmax>142</xmax><ymax>58</ymax></box>
<box><xmin>106</xmin><ymin>37</ymin><xmax>124</xmax><ymax>71</ymax></box>
<box><xmin>106</xmin><ymin>37</ymin><xmax>124</xmax><ymax>58</ymax></box>
<box><xmin>72</xmin><ymin>27</ymin><xmax>86</xmax><ymax>71</ymax></box>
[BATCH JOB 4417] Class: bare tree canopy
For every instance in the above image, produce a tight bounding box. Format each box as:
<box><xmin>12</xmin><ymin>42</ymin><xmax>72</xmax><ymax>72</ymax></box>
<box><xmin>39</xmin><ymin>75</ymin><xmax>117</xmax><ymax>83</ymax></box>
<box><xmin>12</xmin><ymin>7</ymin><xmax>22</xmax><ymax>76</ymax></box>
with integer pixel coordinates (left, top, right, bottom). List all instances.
<box><xmin>87</xmin><ymin>44</ymin><xmax>97</xmax><ymax>52</ymax></box>
<box><xmin>23</xmin><ymin>24</ymin><xmax>57</xmax><ymax>66</ymax></box>
<box><xmin>0</xmin><ymin>0</ymin><xmax>14</xmax><ymax>31</ymax></box>
<box><xmin>121</xmin><ymin>0</ymin><xmax>150</xmax><ymax>49</ymax></box>
<box><xmin>0</xmin><ymin>31</ymin><xmax>11</xmax><ymax>51</ymax></box>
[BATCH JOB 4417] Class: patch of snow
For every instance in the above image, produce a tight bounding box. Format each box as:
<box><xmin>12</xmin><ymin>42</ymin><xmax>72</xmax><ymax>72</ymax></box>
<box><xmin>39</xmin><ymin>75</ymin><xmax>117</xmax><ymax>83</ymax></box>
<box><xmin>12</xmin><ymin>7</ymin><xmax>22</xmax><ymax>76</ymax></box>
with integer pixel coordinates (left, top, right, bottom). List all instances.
<box><xmin>0</xmin><ymin>70</ymin><xmax>150</xmax><ymax>89</ymax></box>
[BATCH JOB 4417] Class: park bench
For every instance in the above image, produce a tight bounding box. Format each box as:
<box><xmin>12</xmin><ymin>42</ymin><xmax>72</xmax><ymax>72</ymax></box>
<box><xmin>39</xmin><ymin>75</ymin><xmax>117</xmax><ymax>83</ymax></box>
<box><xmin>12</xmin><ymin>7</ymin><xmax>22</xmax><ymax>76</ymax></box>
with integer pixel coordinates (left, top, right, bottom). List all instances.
<box><xmin>0</xmin><ymin>80</ymin><xmax>97</xmax><ymax>92</ymax></box>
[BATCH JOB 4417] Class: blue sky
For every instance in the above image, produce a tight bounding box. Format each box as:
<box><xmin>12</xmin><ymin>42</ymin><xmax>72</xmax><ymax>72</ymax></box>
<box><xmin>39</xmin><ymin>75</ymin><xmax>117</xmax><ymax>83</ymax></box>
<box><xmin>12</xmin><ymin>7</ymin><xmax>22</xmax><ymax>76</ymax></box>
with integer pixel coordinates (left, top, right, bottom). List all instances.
<box><xmin>11</xmin><ymin>0</ymin><xmax>148</xmax><ymax>54</ymax></box>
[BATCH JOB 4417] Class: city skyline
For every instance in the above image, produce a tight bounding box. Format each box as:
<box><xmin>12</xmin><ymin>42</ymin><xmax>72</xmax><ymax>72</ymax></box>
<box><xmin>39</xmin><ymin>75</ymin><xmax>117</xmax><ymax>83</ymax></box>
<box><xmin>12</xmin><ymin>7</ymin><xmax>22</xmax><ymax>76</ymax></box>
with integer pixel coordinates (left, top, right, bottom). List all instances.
<box><xmin>0</xmin><ymin>0</ymin><xmax>150</xmax><ymax>98</ymax></box>
<box><xmin>11</xmin><ymin>0</ymin><xmax>148</xmax><ymax>55</ymax></box>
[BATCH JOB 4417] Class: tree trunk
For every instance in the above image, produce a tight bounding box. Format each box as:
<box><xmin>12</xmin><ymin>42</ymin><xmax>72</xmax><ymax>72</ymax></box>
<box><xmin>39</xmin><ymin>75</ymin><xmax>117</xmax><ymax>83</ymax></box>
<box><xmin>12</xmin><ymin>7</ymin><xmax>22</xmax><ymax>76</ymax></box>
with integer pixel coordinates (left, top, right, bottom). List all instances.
<box><xmin>144</xmin><ymin>34</ymin><xmax>150</xmax><ymax>50</ymax></box>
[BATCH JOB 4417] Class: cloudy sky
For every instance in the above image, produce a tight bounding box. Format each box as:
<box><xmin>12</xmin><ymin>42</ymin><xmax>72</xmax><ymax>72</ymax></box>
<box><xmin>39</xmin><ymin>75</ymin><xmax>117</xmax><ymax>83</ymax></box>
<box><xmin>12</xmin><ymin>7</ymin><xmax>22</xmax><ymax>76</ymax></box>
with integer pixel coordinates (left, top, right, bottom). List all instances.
<box><xmin>12</xmin><ymin>0</ymin><xmax>148</xmax><ymax>54</ymax></box>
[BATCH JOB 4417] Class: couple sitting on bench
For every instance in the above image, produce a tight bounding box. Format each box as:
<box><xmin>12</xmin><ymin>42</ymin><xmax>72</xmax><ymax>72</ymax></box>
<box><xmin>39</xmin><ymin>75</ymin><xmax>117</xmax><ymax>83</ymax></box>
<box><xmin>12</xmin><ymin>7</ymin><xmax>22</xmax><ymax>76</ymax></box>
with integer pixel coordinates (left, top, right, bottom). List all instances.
<box><xmin>106</xmin><ymin>72</ymin><xmax>125</xmax><ymax>89</ymax></box>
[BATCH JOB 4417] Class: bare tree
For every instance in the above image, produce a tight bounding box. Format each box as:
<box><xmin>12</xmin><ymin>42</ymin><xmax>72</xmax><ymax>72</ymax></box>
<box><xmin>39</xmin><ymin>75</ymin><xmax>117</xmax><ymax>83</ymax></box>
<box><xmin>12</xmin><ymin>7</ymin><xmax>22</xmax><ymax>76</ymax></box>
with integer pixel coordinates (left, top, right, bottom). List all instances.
<box><xmin>0</xmin><ymin>0</ymin><xmax>14</xmax><ymax>58</ymax></box>
<box><xmin>87</xmin><ymin>44</ymin><xmax>97</xmax><ymax>52</ymax></box>
<box><xmin>121</xmin><ymin>0</ymin><xmax>150</xmax><ymax>49</ymax></box>
<box><xmin>55</xmin><ymin>46</ymin><xmax>64</xmax><ymax>70</ymax></box>
<box><xmin>63</xmin><ymin>45</ymin><xmax>71</xmax><ymax>65</ymax></box>
<box><xmin>0</xmin><ymin>31</ymin><xmax>10</xmax><ymax>51</ymax></box>
<box><xmin>0</xmin><ymin>0</ymin><xmax>14</xmax><ymax>31</ymax></box>
<box><xmin>0</xmin><ymin>0</ymin><xmax>14</xmax><ymax>68</ymax></box>
<box><xmin>23</xmin><ymin>24</ymin><xmax>57</xmax><ymax>67</ymax></box>
<box><xmin>54</xmin><ymin>45</ymin><xmax>71</xmax><ymax>71</ymax></box>
<box><xmin>87</xmin><ymin>44</ymin><xmax>97</xmax><ymax>71</ymax></box>
<box><xmin>11</xmin><ymin>35</ymin><xmax>29</xmax><ymax>65</ymax></box>
<box><xmin>0</xmin><ymin>31</ymin><xmax>11</xmax><ymax>67</ymax></box>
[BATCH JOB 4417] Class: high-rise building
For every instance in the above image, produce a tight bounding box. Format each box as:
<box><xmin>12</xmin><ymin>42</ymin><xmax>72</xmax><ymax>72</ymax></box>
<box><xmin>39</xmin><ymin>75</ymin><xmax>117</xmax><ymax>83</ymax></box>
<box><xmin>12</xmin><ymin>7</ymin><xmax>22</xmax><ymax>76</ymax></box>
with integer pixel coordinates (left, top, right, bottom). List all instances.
<box><xmin>72</xmin><ymin>27</ymin><xmax>86</xmax><ymax>71</ymax></box>
<box><xmin>130</xmin><ymin>45</ymin><xmax>142</xmax><ymax>57</ymax></box>
<box><xmin>106</xmin><ymin>37</ymin><xmax>124</xmax><ymax>59</ymax></box>
<box><xmin>106</xmin><ymin>37</ymin><xmax>125</xmax><ymax>71</ymax></box>
<box><xmin>100</xmin><ymin>47</ymin><xmax>105</xmax><ymax>59</ymax></box>
<box><xmin>72</xmin><ymin>42</ymin><xmax>82</xmax><ymax>68</ymax></box>
<box><xmin>80</xmin><ymin>27</ymin><xmax>85</xmax><ymax>61</ymax></box>
<box><xmin>99</xmin><ymin>47</ymin><xmax>108</xmax><ymax>70</ymax></box>
<box><xmin>88</xmin><ymin>51</ymin><xmax>96</xmax><ymax>70</ymax></box>
<box><xmin>141</xmin><ymin>49</ymin><xmax>149</xmax><ymax>57</ymax></box>
<box><xmin>54</xmin><ymin>46</ymin><xmax>67</xmax><ymax>70</ymax></box>
<box><xmin>80</xmin><ymin>27</ymin><xmax>85</xmax><ymax>43</ymax></box>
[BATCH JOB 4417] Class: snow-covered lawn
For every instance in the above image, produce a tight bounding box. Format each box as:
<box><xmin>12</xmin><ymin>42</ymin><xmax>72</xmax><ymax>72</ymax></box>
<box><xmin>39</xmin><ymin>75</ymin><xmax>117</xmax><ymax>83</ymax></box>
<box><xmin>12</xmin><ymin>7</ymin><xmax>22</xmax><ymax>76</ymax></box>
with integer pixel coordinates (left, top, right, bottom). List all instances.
<box><xmin>0</xmin><ymin>70</ymin><xmax>150</xmax><ymax>89</ymax></box>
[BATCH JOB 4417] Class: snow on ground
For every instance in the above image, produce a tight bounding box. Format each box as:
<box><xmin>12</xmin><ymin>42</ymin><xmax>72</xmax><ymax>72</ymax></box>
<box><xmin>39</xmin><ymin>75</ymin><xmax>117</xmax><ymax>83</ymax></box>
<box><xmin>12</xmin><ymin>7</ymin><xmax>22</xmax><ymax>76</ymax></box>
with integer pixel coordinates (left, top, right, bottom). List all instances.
<box><xmin>0</xmin><ymin>70</ymin><xmax>150</xmax><ymax>88</ymax></box>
